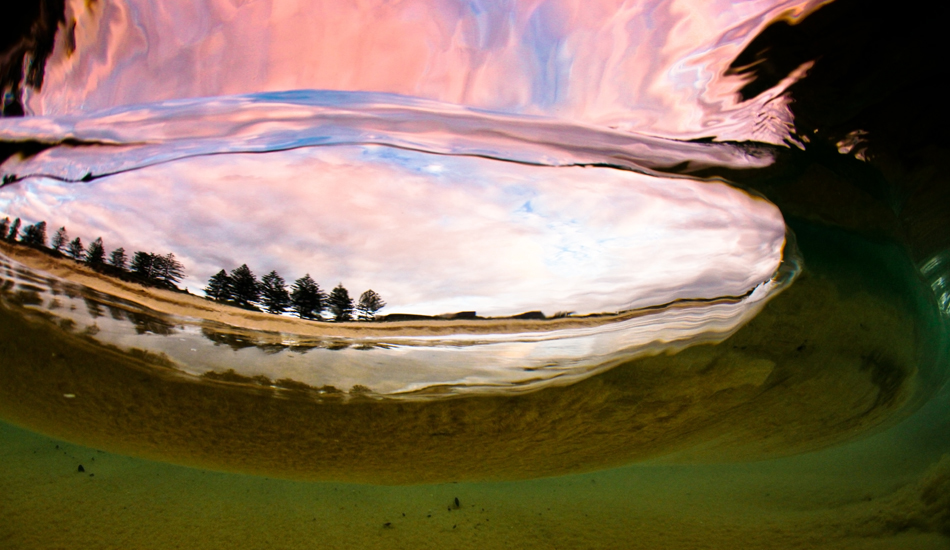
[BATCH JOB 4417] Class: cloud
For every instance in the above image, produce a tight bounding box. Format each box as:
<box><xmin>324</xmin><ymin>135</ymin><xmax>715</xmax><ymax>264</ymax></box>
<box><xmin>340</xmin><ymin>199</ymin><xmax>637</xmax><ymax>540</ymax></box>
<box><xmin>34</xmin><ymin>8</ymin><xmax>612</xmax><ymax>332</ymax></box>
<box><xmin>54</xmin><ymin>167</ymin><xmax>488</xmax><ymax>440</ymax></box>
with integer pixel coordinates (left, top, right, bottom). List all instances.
<box><xmin>0</xmin><ymin>144</ymin><xmax>785</xmax><ymax>317</ymax></box>
<box><xmin>30</xmin><ymin>0</ymin><xmax>824</xmax><ymax>143</ymax></box>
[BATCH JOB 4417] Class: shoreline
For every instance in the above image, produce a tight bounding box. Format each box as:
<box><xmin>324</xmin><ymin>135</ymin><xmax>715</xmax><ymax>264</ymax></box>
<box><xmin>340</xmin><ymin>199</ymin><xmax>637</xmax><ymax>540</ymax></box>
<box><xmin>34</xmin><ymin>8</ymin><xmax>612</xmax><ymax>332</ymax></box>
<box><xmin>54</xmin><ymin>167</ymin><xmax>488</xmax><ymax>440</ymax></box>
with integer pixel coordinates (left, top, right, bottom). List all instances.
<box><xmin>0</xmin><ymin>240</ymin><xmax>764</xmax><ymax>339</ymax></box>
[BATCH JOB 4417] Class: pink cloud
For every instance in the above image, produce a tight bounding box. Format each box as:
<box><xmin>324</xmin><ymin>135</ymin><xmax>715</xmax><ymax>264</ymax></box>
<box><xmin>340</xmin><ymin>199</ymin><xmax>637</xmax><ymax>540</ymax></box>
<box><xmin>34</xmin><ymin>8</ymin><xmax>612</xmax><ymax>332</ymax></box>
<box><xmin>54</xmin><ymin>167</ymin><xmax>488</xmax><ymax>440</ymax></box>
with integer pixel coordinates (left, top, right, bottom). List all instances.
<box><xmin>29</xmin><ymin>0</ymin><xmax>825</xmax><ymax>143</ymax></box>
<box><xmin>0</xmin><ymin>144</ymin><xmax>785</xmax><ymax>317</ymax></box>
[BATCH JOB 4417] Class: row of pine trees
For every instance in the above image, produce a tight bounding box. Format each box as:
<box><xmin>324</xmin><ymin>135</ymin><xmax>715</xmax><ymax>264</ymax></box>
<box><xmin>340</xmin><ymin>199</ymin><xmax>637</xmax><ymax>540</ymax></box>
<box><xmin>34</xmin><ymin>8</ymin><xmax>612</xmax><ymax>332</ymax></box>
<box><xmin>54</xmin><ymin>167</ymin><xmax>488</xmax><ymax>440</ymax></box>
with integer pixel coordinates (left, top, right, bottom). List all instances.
<box><xmin>2</xmin><ymin>215</ymin><xmax>386</xmax><ymax>322</ymax></box>
<box><xmin>1</xmin><ymin>217</ymin><xmax>184</xmax><ymax>289</ymax></box>
<box><xmin>204</xmin><ymin>265</ymin><xmax>386</xmax><ymax>321</ymax></box>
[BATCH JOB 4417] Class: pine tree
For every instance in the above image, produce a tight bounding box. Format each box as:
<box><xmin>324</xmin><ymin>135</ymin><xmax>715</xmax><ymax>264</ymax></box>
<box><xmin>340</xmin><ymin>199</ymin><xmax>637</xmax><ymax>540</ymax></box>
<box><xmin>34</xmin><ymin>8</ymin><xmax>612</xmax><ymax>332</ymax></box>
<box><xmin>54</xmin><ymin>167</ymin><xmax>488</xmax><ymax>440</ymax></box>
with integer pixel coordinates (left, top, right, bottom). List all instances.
<box><xmin>356</xmin><ymin>289</ymin><xmax>386</xmax><ymax>321</ymax></box>
<box><xmin>153</xmin><ymin>253</ymin><xmax>184</xmax><ymax>287</ymax></box>
<box><xmin>85</xmin><ymin>237</ymin><xmax>106</xmax><ymax>267</ymax></box>
<box><xmin>109</xmin><ymin>247</ymin><xmax>127</xmax><ymax>271</ymax></box>
<box><xmin>20</xmin><ymin>221</ymin><xmax>47</xmax><ymax>248</ymax></box>
<box><xmin>260</xmin><ymin>270</ymin><xmax>290</xmax><ymax>314</ymax></box>
<box><xmin>33</xmin><ymin>221</ymin><xmax>47</xmax><ymax>247</ymax></box>
<box><xmin>7</xmin><ymin>218</ymin><xmax>20</xmax><ymax>242</ymax></box>
<box><xmin>229</xmin><ymin>264</ymin><xmax>260</xmax><ymax>309</ymax></box>
<box><xmin>204</xmin><ymin>269</ymin><xmax>232</xmax><ymax>302</ymax></box>
<box><xmin>130</xmin><ymin>251</ymin><xmax>154</xmax><ymax>279</ymax></box>
<box><xmin>328</xmin><ymin>283</ymin><xmax>354</xmax><ymax>322</ymax></box>
<box><xmin>67</xmin><ymin>237</ymin><xmax>84</xmax><ymax>259</ymax></box>
<box><xmin>290</xmin><ymin>274</ymin><xmax>325</xmax><ymax>320</ymax></box>
<box><xmin>0</xmin><ymin>218</ymin><xmax>9</xmax><ymax>239</ymax></box>
<box><xmin>51</xmin><ymin>227</ymin><xmax>68</xmax><ymax>253</ymax></box>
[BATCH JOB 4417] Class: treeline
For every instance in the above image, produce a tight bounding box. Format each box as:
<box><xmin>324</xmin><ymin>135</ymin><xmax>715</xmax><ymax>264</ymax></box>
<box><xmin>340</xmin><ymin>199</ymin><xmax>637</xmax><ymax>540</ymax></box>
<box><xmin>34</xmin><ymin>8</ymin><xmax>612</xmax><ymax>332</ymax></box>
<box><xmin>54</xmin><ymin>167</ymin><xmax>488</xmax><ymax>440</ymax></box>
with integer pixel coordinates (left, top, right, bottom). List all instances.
<box><xmin>205</xmin><ymin>264</ymin><xmax>385</xmax><ymax>322</ymax></box>
<box><xmin>2</xmin><ymin>215</ymin><xmax>386</xmax><ymax>321</ymax></box>
<box><xmin>1</xmin><ymin>216</ymin><xmax>184</xmax><ymax>290</ymax></box>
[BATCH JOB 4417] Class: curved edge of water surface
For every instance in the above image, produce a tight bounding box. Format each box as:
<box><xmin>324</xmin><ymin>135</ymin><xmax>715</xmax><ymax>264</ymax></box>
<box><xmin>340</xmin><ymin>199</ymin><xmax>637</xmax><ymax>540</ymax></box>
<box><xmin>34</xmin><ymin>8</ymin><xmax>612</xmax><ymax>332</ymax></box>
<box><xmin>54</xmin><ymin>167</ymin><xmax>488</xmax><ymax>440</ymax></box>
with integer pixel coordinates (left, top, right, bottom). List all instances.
<box><xmin>0</xmin><ymin>90</ymin><xmax>778</xmax><ymax>186</ymax></box>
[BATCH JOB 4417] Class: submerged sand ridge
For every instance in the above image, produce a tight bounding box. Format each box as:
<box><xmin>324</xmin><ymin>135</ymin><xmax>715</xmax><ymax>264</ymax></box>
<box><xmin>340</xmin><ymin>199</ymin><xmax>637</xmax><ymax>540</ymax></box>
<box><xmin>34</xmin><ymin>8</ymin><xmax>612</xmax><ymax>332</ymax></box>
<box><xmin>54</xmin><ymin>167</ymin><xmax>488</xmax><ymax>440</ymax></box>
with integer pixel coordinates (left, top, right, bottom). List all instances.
<box><xmin>0</xmin><ymin>236</ymin><xmax>920</xmax><ymax>483</ymax></box>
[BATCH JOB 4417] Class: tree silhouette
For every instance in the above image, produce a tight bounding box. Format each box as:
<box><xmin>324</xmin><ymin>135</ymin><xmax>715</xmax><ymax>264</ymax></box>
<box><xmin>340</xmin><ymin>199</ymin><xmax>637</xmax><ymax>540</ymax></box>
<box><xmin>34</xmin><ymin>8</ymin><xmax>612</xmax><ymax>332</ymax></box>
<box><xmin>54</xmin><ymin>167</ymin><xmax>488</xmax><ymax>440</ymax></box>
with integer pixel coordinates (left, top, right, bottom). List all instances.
<box><xmin>260</xmin><ymin>270</ymin><xmax>290</xmax><ymax>314</ymax></box>
<box><xmin>357</xmin><ymin>289</ymin><xmax>386</xmax><ymax>321</ymax></box>
<box><xmin>109</xmin><ymin>247</ymin><xmax>127</xmax><ymax>271</ymax></box>
<box><xmin>20</xmin><ymin>221</ymin><xmax>47</xmax><ymax>248</ymax></box>
<box><xmin>130</xmin><ymin>251</ymin><xmax>153</xmax><ymax>279</ymax></box>
<box><xmin>67</xmin><ymin>237</ymin><xmax>84</xmax><ymax>259</ymax></box>
<box><xmin>51</xmin><ymin>227</ymin><xmax>68</xmax><ymax>253</ymax></box>
<box><xmin>0</xmin><ymin>215</ymin><xmax>393</xmax><ymax>319</ymax></box>
<box><xmin>229</xmin><ymin>264</ymin><xmax>260</xmax><ymax>310</ymax></box>
<box><xmin>128</xmin><ymin>252</ymin><xmax>184</xmax><ymax>288</ymax></box>
<box><xmin>328</xmin><ymin>283</ymin><xmax>354</xmax><ymax>322</ymax></box>
<box><xmin>290</xmin><ymin>274</ymin><xmax>325</xmax><ymax>320</ymax></box>
<box><xmin>204</xmin><ymin>269</ymin><xmax>232</xmax><ymax>302</ymax></box>
<box><xmin>153</xmin><ymin>253</ymin><xmax>184</xmax><ymax>286</ymax></box>
<box><xmin>85</xmin><ymin>237</ymin><xmax>105</xmax><ymax>267</ymax></box>
<box><xmin>6</xmin><ymin>217</ymin><xmax>20</xmax><ymax>242</ymax></box>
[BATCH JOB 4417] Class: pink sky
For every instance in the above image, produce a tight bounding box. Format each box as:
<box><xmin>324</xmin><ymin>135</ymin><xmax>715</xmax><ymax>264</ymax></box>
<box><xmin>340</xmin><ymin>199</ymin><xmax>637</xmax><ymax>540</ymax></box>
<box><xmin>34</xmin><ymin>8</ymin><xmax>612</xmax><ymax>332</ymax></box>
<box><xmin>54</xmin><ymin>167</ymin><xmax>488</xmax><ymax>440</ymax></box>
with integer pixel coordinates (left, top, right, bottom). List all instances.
<box><xmin>27</xmin><ymin>0</ymin><xmax>827</xmax><ymax>144</ymax></box>
<box><xmin>0</xmin><ymin>144</ymin><xmax>785</xmax><ymax>317</ymax></box>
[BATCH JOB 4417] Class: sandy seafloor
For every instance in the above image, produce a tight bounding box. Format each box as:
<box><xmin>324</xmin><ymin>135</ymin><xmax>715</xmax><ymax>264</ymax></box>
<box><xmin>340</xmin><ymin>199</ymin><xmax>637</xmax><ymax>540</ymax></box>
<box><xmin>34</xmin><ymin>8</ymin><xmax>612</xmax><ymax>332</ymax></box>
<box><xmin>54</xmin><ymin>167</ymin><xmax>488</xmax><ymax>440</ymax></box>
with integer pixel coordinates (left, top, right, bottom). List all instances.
<box><xmin>2</xmin><ymin>417</ymin><xmax>950</xmax><ymax>550</ymax></box>
<box><xmin>1</xmin><ymin>221</ymin><xmax>950</xmax><ymax>548</ymax></box>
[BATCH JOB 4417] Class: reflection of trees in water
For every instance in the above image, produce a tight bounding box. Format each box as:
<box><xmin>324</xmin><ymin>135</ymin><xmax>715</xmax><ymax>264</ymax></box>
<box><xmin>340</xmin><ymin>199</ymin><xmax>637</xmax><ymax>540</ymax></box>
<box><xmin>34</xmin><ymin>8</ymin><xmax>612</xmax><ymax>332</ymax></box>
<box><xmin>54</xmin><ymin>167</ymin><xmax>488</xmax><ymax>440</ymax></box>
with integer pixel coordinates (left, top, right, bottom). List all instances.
<box><xmin>198</xmin><ymin>325</ymin><xmax>391</xmax><ymax>355</ymax></box>
<box><xmin>5</xmin><ymin>235</ymin><xmax>524</xmax><ymax>372</ymax></box>
<box><xmin>16</xmin><ymin>282</ymin><xmax>45</xmax><ymax>294</ymax></box>
<box><xmin>11</xmin><ymin>289</ymin><xmax>43</xmax><ymax>306</ymax></box>
<box><xmin>125</xmin><ymin>310</ymin><xmax>176</xmax><ymax>336</ymax></box>
<box><xmin>106</xmin><ymin>303</ymin><xmax>126</xmax><ymax>321</ymax></box>
<box><xmin>354</xmin><ymin>343</ymin><xmax>392</xmax><ymax>350</ymax></box>
<box><xmin>0</xmin><ymin>259</ymin><xmax>181</xmax><ymax>339</ymax></box>
<box><xmin>257</xmin><ymin>343</ymin><xmax>289</xmax><ymax>355</ymax></box>
<box><xmin>13</xmin><ymin>266</ymin><xmax>47</xmax><ymax>287</ymax></box>
<box><xmin>289</xmin><ymin>343</ymin><xmax>321</xmax><ymax>354</ymax></box>
<box><xmin>201</xmin><ymin>327</ymin><xmax>259</xmax><ymax>351</ymax></box>
<box><xmin>0</xmin><ymin>273</ymin><xmax>43</xmax><ymax>306</ymax></box>
<box><xmin>45</xmin><ymin>277</ymin><xmax>61</xmax><ymax>296</ymax></box>
<box><xmin>83</xmin><ymin>296</ymin><xmax>103</xmax><ymax>319</ymax></box>
<box><xmin>63</xmin><ymin>284</ymin><xmax>79</xmax><ymax>300</ymax></box>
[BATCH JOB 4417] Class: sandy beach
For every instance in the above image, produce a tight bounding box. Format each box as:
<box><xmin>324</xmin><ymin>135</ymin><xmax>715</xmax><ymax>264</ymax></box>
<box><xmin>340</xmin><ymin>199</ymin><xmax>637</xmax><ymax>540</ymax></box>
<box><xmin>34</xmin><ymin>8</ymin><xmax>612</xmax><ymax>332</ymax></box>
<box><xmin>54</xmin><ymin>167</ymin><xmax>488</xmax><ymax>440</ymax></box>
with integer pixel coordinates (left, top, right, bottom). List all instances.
<box><xmin>0</xmin><ymin>240</ymin><xmax>757</xmax><ymax>339</ymax></box>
